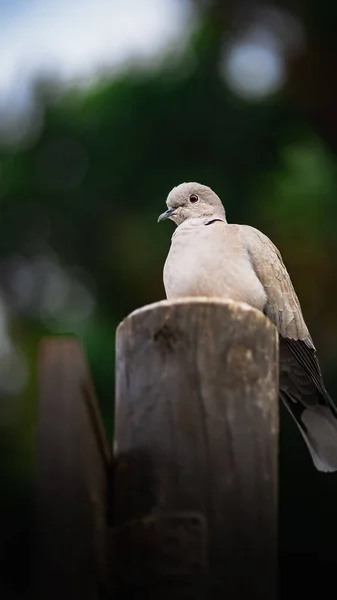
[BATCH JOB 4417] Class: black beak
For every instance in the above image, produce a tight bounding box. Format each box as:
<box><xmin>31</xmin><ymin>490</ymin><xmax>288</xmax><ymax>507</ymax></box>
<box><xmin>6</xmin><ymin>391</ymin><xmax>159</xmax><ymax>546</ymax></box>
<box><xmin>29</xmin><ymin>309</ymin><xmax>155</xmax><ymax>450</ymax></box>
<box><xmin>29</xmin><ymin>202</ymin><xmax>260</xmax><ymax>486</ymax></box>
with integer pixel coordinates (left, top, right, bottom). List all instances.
<box><xmin>157</xmin><ymin>207</ymin><xmax>175</xmax><ymax>223</ymax></box>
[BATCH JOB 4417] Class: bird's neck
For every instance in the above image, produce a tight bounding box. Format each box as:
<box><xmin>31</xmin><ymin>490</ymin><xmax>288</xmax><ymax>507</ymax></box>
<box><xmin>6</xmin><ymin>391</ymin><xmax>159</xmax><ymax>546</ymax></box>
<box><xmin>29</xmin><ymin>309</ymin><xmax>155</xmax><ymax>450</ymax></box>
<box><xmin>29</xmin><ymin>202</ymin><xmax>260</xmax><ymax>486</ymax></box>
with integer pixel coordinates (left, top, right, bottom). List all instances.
<box><xmin>176</xmin><ymin>215</ymin><xmax>227</xmax><ymax>229</ymax></box>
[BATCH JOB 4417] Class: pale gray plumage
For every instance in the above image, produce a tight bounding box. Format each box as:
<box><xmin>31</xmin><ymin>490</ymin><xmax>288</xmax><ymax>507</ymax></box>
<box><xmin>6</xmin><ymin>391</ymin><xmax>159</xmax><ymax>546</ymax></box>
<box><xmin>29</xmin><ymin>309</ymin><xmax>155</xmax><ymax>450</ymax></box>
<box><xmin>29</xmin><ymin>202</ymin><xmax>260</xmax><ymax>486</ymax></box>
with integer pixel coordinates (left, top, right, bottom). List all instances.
<box><xmin>158</xmin><ymin>181</ymin><xmax>337</xmax><ymax>472</ymax></box>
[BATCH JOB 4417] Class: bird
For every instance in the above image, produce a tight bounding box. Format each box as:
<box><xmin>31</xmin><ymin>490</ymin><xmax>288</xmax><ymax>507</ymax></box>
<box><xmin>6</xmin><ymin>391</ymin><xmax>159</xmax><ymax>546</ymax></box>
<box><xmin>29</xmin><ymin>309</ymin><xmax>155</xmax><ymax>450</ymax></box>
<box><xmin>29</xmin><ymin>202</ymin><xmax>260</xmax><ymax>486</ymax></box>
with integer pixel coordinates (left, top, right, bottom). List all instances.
<box><xmin>157</xmin><ymin>181</ymin><xmax>337</xmax><ymax>472</ymax></box>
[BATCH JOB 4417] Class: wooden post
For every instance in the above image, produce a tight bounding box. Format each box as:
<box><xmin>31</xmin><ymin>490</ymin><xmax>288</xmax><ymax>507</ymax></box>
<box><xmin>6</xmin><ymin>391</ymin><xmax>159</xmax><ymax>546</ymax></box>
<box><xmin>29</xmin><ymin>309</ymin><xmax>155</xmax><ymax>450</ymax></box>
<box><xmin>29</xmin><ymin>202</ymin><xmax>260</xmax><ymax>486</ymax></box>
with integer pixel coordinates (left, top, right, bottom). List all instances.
<box><xmin>113</xmin><ymin>298</ymin><xmax>279</xmax><ymax>599</ymax></box>
<box><xmin>35</xmin><ymin>337</ymin><xmax>111</xmax><ymax>599</ymax></box>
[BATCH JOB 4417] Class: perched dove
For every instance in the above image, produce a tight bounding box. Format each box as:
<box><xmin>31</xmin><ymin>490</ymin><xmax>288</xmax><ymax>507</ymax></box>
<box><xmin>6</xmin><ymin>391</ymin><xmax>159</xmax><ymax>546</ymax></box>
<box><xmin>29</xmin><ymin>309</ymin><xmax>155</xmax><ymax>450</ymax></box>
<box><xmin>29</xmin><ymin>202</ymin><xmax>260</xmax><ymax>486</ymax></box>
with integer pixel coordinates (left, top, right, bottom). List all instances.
<box><xmin>158</xmin><ymin>181</ymin><xmax>337</xmax><ymax>472</ymax></box>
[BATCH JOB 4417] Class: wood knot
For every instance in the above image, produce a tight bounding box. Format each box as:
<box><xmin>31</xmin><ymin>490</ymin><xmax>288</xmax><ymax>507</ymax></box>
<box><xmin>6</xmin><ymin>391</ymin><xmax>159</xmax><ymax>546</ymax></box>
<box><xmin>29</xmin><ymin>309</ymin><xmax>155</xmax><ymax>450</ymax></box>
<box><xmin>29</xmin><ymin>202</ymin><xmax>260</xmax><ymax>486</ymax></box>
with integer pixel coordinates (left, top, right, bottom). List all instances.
<box><xmin>153</xmin><ymin>324</ymin><xmax>181</xmax><ymax>353</ymax></box>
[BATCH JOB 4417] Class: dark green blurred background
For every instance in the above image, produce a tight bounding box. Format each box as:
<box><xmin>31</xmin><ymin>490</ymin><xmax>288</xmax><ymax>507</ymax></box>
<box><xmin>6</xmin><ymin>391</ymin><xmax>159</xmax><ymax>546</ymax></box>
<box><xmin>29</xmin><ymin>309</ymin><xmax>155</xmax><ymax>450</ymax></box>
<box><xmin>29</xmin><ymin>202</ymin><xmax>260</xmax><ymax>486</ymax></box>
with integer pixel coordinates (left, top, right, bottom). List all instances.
<box><xmin>1</xmin><ymin>0</ymin><xmax>337</xmax><ymax>597</ymax></box>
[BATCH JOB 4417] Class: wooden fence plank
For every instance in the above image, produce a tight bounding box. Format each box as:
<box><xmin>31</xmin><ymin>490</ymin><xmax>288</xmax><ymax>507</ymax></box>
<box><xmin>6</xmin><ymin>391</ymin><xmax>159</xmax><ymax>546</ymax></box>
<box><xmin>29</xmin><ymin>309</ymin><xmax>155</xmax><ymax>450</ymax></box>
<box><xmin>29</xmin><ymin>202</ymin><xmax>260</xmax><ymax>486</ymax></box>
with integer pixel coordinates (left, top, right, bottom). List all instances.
<box><xmin>113</xmin><ymin>298</ymin><xmax>279</xmax><ymax>599</ymax></box>
<box><xmin>35</xmin><ymin>337</ymin><xmax>111</xmax><ymax>599</ymax></box>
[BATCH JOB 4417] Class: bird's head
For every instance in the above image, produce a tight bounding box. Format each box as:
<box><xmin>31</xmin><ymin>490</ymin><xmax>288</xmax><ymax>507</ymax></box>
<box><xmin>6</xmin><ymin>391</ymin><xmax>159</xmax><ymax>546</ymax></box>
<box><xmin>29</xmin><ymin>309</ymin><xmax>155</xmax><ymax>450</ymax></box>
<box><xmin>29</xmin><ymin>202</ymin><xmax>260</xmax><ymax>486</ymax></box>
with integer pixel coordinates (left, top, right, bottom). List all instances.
<box><xmin>157</xmin><ymin>182</ymin><xmax>226</xmax><ymax>226</ymax></box>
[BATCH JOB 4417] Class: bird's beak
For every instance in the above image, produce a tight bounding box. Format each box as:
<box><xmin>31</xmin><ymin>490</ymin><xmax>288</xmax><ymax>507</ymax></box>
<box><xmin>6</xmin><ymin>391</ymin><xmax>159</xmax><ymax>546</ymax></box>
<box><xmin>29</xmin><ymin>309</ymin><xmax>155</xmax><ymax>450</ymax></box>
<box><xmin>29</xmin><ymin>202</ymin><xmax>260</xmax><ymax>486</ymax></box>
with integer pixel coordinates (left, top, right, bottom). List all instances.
<box><xmin>157</xmin><ymin>207</ymin><xmax>175</xmax><ymax>223</ymax></box>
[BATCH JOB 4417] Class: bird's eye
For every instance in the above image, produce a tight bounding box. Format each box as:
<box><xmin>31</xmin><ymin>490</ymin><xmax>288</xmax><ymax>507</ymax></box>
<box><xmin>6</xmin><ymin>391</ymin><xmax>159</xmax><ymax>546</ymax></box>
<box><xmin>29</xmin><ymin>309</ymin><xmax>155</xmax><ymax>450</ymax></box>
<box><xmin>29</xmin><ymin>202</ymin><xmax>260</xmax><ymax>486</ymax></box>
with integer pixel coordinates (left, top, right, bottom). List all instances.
<box><xmin>189</xmin><ymin>194</ymin><xmax>199</xmax><ymax>204</ymax></box>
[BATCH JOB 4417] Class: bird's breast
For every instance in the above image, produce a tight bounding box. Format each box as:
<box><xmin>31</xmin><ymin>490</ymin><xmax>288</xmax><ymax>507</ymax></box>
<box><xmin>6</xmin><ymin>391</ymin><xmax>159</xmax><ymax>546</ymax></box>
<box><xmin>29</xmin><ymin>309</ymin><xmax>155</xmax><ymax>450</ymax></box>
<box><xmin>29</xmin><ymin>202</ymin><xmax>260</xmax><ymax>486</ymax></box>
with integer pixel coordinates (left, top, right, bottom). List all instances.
<box><xmin>163</xmin><ymin>224</ymin><xmax>267</xmax><ymax>311</ymax></box>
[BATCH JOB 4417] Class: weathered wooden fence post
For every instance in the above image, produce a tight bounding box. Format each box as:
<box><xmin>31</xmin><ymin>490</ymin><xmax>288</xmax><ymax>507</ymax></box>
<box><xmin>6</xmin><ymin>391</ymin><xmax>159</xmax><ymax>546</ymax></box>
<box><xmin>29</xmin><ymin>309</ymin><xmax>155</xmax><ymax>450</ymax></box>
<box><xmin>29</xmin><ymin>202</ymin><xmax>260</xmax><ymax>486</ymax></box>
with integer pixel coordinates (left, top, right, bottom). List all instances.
<box><xmin>112</xmin><ymin>298</ymin><xmax>279</xmax><ymax>599</ymax></box>
<box><xmin>36</xmin><ymin>337</ymin><xmax>111</xmax><ymax>599</ymax></box>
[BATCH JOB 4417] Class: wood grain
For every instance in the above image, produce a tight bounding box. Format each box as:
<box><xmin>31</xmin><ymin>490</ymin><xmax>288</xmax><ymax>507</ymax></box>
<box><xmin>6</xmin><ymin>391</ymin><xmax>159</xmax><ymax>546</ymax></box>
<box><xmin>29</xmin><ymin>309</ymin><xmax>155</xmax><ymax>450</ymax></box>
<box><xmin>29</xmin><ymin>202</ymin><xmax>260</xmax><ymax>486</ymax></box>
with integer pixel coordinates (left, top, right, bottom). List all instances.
<box><xmin>113</xmin><ymin>298</ymin><xmax>279</xmax><ymax>599</ymax></box>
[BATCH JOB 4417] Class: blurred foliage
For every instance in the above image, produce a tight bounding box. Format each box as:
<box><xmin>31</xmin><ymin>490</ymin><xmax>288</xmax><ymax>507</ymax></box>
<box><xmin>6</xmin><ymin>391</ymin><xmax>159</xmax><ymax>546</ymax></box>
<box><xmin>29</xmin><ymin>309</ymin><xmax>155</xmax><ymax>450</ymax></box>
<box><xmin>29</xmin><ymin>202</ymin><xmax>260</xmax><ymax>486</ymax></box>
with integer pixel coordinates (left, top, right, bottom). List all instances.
<box><xmin>1</xmin><ymin>2</ymin><xmax>337</xmax><ymax>598</ymax></box>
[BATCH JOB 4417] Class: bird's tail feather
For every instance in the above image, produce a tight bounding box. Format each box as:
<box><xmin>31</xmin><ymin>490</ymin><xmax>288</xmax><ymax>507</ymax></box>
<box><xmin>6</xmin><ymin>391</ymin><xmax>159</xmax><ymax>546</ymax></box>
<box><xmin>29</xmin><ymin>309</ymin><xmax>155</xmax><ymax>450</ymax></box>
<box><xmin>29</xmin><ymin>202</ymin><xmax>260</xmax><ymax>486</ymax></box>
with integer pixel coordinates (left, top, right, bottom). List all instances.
<box><xmin>282</xmin><ymin>397</ymin><xmax>337</xmax><ymax>472</ymax></box>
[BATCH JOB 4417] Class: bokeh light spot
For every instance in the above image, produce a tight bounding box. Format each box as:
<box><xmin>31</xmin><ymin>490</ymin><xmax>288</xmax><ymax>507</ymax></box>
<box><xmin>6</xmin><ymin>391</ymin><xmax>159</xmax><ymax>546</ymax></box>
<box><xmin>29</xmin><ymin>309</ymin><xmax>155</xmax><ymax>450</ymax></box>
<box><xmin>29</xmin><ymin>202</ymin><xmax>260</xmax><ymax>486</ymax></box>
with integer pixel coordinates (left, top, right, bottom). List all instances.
<box><xmin>223</xmin><ymin>41</ymin><xmax>286</xmax><ymax>100</ymax></box>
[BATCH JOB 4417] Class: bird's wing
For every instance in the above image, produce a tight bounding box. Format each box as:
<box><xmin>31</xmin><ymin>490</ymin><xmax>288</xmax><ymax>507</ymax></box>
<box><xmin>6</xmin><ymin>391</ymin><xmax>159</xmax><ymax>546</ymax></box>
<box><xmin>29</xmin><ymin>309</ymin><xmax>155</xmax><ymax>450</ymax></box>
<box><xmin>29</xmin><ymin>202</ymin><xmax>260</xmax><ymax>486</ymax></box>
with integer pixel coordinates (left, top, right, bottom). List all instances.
<box><xmin>241</xmin><ymin>224</ymin><xmax>337</xmax><ymax>471</ymax></box>
<box><xmin>241</xmin><ymin>224</ymin><xmax>331</xmax><ymax>401</ymax></box>
<box><xmin>241</xmin><ymin>224</ymin><xmax>311</xmax><ymax>343</ymax></box>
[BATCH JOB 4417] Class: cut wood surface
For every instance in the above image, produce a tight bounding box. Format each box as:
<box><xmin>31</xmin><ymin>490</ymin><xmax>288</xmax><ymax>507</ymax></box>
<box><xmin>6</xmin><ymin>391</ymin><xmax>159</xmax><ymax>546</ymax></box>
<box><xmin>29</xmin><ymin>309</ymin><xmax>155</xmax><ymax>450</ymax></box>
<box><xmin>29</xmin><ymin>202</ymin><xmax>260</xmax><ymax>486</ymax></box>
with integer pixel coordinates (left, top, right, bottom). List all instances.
<box><xmin>113</xmin><ymin>298</ymin><xmax>279</xmax><ymax>599</ymax></box>
<box><xmin>36</xmin><ymin>337</ymin><xmax>111</xmax><ymax>600</ymax></box>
